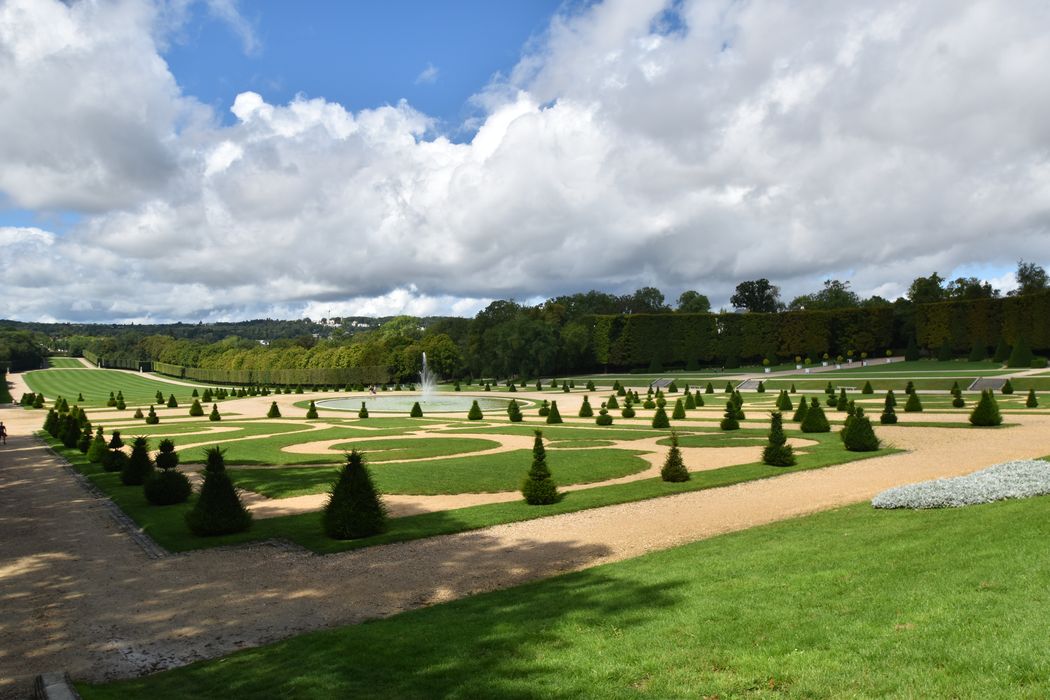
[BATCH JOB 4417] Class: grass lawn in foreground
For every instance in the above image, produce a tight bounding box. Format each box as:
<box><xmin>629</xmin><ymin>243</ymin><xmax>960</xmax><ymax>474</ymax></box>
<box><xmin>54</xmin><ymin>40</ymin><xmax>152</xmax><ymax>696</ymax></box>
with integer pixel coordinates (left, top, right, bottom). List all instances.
<box><xmin>47</xmin><ymin>357</ymin><xmax>88</xmax><ymax>368</ymax></box>
<box><xmin>78</xmin><ymin>494</ymin><xmax>1050</xmax><ymax>698</ymax></box>
<box><xmin>229</xmin><ymin>448</ymin><xmax>649</xmax><ymax>497</ymax></box>
<box><xmin>42</xmin><ymin>429</ymin><xmax>891</xmax><ymax>554</ymax></box>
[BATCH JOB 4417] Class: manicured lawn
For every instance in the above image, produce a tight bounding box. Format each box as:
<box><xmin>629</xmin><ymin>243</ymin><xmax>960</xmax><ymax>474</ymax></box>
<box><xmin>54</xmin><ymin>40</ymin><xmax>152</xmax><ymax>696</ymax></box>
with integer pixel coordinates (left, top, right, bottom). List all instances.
<box><xmin>22</xmin><ymin>368</ymin><xmax>209</xmax><ymax>407</ymax></box>
<box><xmin>78</xmin><ymin>494</ymin><xmax>1050</xmax><ymax>699</ymax></box>
<box><xmin>178</xmin><ymin>426</ymin><xmax>430</xmax><ymax>465</ymax></box>
<box><xmin>436</xmin><ymin>424</ymin><xmax>711</xmax><ymax>441</ymax></box>
<box><xmin>231</xmin><ymin>448</ymin><xmax>648</xmax><ymax>497</ymax></box>
<box><xmin>99</xmin><ymin>420</ymin><xmax>316</xmax><ymax>440</ymax></box>
<box><xmin>47</xmin><ymin>357</ymin><xmax>88</xmax><ymax>368</ymax></box>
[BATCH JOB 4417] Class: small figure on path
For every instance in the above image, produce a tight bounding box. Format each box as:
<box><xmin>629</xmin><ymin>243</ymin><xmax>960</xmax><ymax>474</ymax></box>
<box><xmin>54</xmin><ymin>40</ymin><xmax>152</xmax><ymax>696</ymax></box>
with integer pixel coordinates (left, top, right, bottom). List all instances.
<box><xmin>0</xmin><ymin>421</ymin><xmax>7</xmax><ymax>445</ymax></box>
<box><xmin>369</xmin><ymin>384</ymin><xmax>377</xmax><ymax>396</ymax></box>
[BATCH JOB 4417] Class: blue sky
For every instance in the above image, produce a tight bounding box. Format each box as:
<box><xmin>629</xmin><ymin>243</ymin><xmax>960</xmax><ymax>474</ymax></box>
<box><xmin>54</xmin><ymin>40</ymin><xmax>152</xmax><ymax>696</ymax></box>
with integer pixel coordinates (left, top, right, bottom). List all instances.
<box><xmin>165</xmin><ymin>0</ymin><xmax>564</xmax><ymax>134</ymax></box>
<box><xmin>1</xmin><ymin>0</ymin><xmax>1046</xmax><ymax>322</ymax></box>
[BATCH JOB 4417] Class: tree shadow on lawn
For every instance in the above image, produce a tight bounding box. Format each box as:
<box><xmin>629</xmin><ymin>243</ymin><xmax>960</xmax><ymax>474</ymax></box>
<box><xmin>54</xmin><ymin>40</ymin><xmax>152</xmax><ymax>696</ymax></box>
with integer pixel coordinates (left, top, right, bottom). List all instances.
<box><xmin>81</xmin><ymin>540</ymin><xmax>689</xmax><ymax>699</ymax></box>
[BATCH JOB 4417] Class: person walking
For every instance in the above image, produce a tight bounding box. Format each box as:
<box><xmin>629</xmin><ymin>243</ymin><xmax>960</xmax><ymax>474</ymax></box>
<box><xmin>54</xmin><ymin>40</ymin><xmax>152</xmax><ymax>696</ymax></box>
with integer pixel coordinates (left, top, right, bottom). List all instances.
<box><xmin>0</xmin><ymin>421</ymin><xmax>7</xmax><ymax>445</ymax></box>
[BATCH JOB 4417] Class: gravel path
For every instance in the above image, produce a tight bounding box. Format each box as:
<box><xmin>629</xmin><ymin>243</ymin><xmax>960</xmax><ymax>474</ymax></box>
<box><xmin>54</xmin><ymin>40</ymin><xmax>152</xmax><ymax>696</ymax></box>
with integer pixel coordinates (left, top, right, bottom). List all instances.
<box><xmin>4</xmin><ymin>371</ymin><xmax>1050</xmax><ymax>697</ymax></box>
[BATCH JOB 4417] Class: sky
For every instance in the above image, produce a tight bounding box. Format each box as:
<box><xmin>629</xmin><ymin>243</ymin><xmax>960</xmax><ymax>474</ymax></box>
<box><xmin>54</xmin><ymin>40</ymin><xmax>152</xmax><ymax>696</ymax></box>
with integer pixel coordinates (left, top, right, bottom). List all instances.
<box><xmin>1</xmin><ymin>0</ymin><xmax>1048</xmax><ymax>323</ymax></box>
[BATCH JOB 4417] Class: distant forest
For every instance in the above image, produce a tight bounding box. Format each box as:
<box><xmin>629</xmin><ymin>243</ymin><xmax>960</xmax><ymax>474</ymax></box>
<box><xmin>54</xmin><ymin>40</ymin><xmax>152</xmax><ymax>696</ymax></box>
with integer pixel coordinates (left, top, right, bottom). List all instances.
<box><xmin>2</xmin><ymin>264</ymin><xmax>1047</xmax><ymax>381</ymax></box>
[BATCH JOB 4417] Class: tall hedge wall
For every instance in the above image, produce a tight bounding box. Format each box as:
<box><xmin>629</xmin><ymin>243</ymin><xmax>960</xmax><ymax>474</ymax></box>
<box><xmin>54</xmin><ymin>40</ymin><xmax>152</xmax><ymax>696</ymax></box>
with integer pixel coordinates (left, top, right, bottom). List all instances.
<box><xmin>153</xmin><ymin>362</ymin><xmax>389</xmax><ymax>387</ymax></box>
<box><xmin>914</xmin><ymin>291</ymin><xmax>1050</xmax><ymax>351</ymax></box>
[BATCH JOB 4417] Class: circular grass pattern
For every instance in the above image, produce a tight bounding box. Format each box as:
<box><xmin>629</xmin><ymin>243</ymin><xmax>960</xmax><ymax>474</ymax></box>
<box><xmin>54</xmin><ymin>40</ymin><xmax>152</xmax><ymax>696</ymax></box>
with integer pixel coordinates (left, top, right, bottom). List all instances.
<box><xmin>548</xmin><ymin>439</ymin><xmax>616</xmax><ymax>448</ymax></box>
<box><xmin>324</xmin><ymin>437</ymin><xmax>501</xmax><ymax>463</ymax></box>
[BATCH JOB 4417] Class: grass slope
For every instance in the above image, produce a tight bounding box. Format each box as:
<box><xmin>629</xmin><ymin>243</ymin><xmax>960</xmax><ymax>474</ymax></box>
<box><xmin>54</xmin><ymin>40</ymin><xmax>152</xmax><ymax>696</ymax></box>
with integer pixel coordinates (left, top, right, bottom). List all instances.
<box><xmin>79</xmin><ymin>495</ymin><xmax>1050</xmax><ymax>698</ymax></box>
<box><xmin>22</xmin><ymin>368</ymin><xmax>208</xmax><ymax>407</ymax></box>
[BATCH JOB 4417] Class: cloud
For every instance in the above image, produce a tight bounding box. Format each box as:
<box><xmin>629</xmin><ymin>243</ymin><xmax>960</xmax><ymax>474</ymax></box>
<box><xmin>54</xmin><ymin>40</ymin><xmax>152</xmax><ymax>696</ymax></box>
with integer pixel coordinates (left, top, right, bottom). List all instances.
<box><xmin>1</xmin><ymin>0</ymin><xmax>1049</xmax><ymax>322</ymax></box>
<box><xmin>415</xmin><ymin>62</ymin><xmax>440</xmax><ymax>85</ymax></box>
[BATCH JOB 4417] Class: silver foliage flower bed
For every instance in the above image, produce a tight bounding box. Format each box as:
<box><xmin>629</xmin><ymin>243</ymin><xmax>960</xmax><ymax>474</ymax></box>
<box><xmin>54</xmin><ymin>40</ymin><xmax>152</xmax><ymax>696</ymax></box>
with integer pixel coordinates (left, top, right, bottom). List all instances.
<box><xmin>872</xmin><ymin>459</ymin><xmax>1050</xmax><ymax>509</ymax></box>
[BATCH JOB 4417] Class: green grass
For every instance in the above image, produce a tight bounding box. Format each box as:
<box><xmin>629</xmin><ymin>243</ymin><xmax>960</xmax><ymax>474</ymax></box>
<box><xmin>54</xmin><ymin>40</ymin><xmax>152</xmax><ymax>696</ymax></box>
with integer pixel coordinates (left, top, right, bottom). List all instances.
<box><xmin>41</xmin><ymin>428</ymin><xmax>891</xmax><ymax>555</ymax></box>
<box><xmin>176</xmin><ymin>426</ymin><xmax>429</xmax><ymax>465</ymax></box>
<box><xmin>230</xmin><ymin>448</ymin><xmax>648</xmax><ymax>497</ymax></box>
<box><xmin>807</xmin><ymin>359</ymin><xmax>1007</xmax><ymax>374</ymax></box>
<box><xmin>78</xmin><ymin>493</ymin><xmax>1050</xmax><ymax>699</ymax></box>
<box><xmin>436</xmin><ymin>424</ymin><xmax>710</xmax><ymax>441</ymax></box>
<box><xmin>100</xmin><ymin>420</ymin><xmax>316</xmax><ymax>440</ymax></box>
<box><xmin>23</xmin><ymin>368</ymin><xmax>209</xmax><ymax>407</ymax></box>
<box><xmin>47</xmin><ymin>356</ymin><xmax>87</xmax><ymax>368</ymax></box>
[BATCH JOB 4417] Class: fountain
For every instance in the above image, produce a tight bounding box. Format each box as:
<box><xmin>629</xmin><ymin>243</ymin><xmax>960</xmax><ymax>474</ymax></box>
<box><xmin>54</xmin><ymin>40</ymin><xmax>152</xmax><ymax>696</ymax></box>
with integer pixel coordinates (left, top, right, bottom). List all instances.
<box><xmin>419</xmin><ymin>351</ymin><xmax>436</xmax><ymax>400</ymax></box>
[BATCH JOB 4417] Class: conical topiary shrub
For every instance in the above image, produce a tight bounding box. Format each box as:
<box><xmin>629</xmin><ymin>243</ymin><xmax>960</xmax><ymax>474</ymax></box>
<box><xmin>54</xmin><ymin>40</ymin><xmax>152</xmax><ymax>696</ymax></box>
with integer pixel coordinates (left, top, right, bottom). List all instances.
<box><xmin>969</xmin><ymin>390</ymin><xmax>1002</xmax><ymax>426</ymax></box>
<box><xmin>705</xmin><ymin>382</ymin><xmax>714</xmax><ymax>394</ymax></box>
<box><xmin>358</xmin><ymin>402</ymin><xmax>369</xmax><ymax>418</ymax></box>
<box><xmin>521</xmin><ymin>431</ymin><xmax>558</xmax><ymax>505</ymax></box>
<box><xmin>836</xmin><ymin>388</ymin><xmax>849</xmax><ymax>411</ymax></box>
<box><xmin>145</xmin><ymin>405</ymin><xmax>160</xmax><ymax>424</ymax></box>
<box><xmin>121</xmin><ymin>436</ymin><xmax>154</xmax><ymax>486</ymax></box>
<box><xmin>507</xmin><ymin>399</ymin><xmax>523</xmax><ymax>422</ymax></box>
<box><xmin>189</xmin><ymin>399</ymin><xmax>204</xmax><ymax>417</ymax></box>
<box><xmin>546</xmin><ymin>400</ymin><xmax>563</xmax><ymax>424</ymax></box>
<box><xmin>607</xmin><ymin>394</ymin><xmax>620</xmax><ymax>410</ymax></box>
<box><xmin>724</xmin><ymin>382</ymin><xmax>733</xmax><ymax>394</ymax></box>
<box><xmin>1001</xmin><ymin>379</ymin><xmax>1014</xmax><ymax>395</ymax></box>
<box><xmin>578</xmin><ymin>396</ymin><xmax>594</xmax><ymax>418</ymax></box>
<box><xmin>267</xmin><ymin>401</ymin><xmax>281</xmax><ymax>418</ymax></box>
<box><xmin>841</xmin><ymin>412</ymin><xmax>880</xmax><ymax>452</ymax></box>
<box><xmin>660</xmin><ymin>432</ymin><xmax>689</xmax><ymax>482</ymax></box>
<box><xmin>904</xmin><ymin>392</ymin><xmax>923</xmax><ymax>412</ymax></box>
<box><xmin>792</xmin><ymin>396</ymin><xmax>809</xmax><ymax>423</ymax></box>
<box><xmin>880</xmin><ymin>401</ymin><xmax>898</xmax><ymax>424</ymax></box>
<box><xmin>145</xmin><ymin>439</ymin><xmax>191</xmax><ymax>505</ymax></box>
<box><xmin>467</xmin><ymin>400</ymin><xmax>483</xmax><ymax>420</ymax></box>
<box><xmin>209</xmin><ymin>404</ymin><xmax>221</xmax><ymax>421</ymax></box>
<box><xmin>719</xmin><ymin>401</ymin><xmax>740</xmax><ymax>431</ymax></box>
<box><xmin>306</xmin><ymin>400</ymin><xmax>319</xmax><ymax>419</ymax></box>
<box><xmin>322</xmin><ymin>449</ymin><xmax>387</xmax><ymax>539</ymax></box>
<box><xmin>904</xmin><ymin>381</ymin><xmax>915</xmax><ymax>395</ymax></box>
<box><xmin>861</xmin><ymin>381</ymin><xmax>874</xmax><ymax>395</ymax></box>
<box><xmin>670</xmin><ymin>399</ymin><xmax>685</xmax><ymax>420</ymax></box>
<box><xmin>885</xmin><ymin>390</ymin><xmax>897</xmax><ymax>407</ymax></box>
<box><xmin>800</xmin><ymin>398</ymin><xmax>830</xmax><ymax>433</ymax></box>
<box><xmin>652</xmin><ymin>405</ymin><xmax>670</xmax><ymax>429</ymax></box>
<box><xmin>683</xmin><ymin>392</ymin><xmax>695</xmax><ymax>410</ymax></box>
<box><xmin>1026</xmin><ymin>389</ymin><xmax>1038</xmax><ymax>408</ymax></box>
<box><xmin>185</xmin><ymin>446</ymin><xmax>252</xmax><ymax>536</ymax></box>
<box><xmin>86</xmin><ymin>427</ymin><xmax>107</xmax><ymax>463</ymax></box>
<box><xmin>762</xmin><ymin>412</ymin><xmax>796</xmax><ymax>466</ymax></box>
<box><xmin>776</xmin><ymin>390</ymin><xmax>792</xmax><ymax>411</ymax></box>
<box><xmin>166</xmin><ymin>394</ymin><xmax>178</xmax><ymax>408</ymax></box>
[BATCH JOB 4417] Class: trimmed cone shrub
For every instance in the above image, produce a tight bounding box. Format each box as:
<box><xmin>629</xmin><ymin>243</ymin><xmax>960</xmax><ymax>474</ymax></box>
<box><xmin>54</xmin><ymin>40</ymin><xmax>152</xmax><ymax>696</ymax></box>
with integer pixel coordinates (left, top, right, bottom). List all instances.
<box><xmin>507</xmin><ymin>399</ymin><xmax>523</xmax><ymax>422</ymax></box>
<box><xmin>121</xmin><ymin>436</ymin><xmax>154</xmax><ymax>486</ymax></box>
<box><xmin>408</xmin><ymin>401</ymin><xmax>424</xmax><ymax>418</ymax></box>
<box><xmin>607</xmin><ymin>394</ymin><xmax>620</xmax><ymax>410</ymax></box>
<box><xmin>1007</xmin><ymin>336</ymin><xmax>1034</xmax><ymax>368</ymax></box>
<box><xmin>1026</xmin><ymin>389</ymin><xmax>1038</xmax><ymax>408</ymax></box>
<box><xmin>970</xmin><ymin>390</ymin><xmax>1003</xmax><ymax>426</ymax></box>
<box><xmin>671</xmin><ymin>398</ymin><xmax>686</xmax><ymax>420</ymax></box>
<box><xmin>705</xmin><ymin>382</ymin><xmax>714</xmax><ymax>394</ymax></box>
<box><xmin>322</xmin><ymin>450</ymin><xmax>387</xmax><ymax>539</ymax></box>
<box><xmin>586</xmin><ymin>380</ymin><xmax>596</xmax><ymax>391</ymax></box>
<box><xmin>145</xmin><ymin>468</ymin><xmax>191</xmax><ymax>505</ymax></box>
<box><xmin>209</xmin><ymin>404</ymin><xmax>221</xmax><ymax>421</ymax></box>
<box><xmin>522</xmin><ymin>431</ymin><xmax>558</xmax><ymax>505</ymax></box>
<box><xmin>86</xmin><ymin>428</ymin><xmax>107</xmax><ymax>463</ymax></box>
<box><xmin>719</xmin><ymin>402</ymin><xmax>739</xmax><ymax>431</ymax></box>
<box><xmin>862</xmin><ymin>381</ymin><xmax>874</xmax><ymax>395</ymax></box>
<box><xmin>185</xmin><ymin>447</ymin><xmax>252</xmax><ymax>536</ymax></box>
<box><xmin>166</xmin><ymin>394</ymin><xmax>178</xmax><ymax>408</ymax></box>
<box><xmin>621</xmin><ymin>403</ymin><xmax>636</xmax><ymax>418</ymax></box>
<box><xmin>800</xmin><ymin>398</ymin><xmax>830</xmax><ymax>433</ymax></box>
<box><xmin>562</xmin><ymin>383</ymin><xmax>569</xmax><ymax>393</ymax></box>
<box><xmin>145</xmin><ymin>405</ymin><xmax>159</xmax><ymax>424</ymax></box>
<box><xmin>952</xmin><ymin>395</ymin><xmax>966</xmax><ymax>408</ymax></box>
<box><xmin>191</xmin><ymin>388</ymin><xmax>199</xmax><ymax>397</ymax></box>
<box><xmin>102</xmin><ymin>449</ymin><xmax>129</xmax><ymax>473</ymax></box>
<box><xmin>790</xmin><ymin>384</ymin><xmax>797</xmax><ymax>394</ymax></box>
<box><xmin>841</xmin><ymin>414</ymin><xmax>880</xmax><ymax>452</ymax></box>
<box><xmin>77</xmin><ymin>424</ymin><xmax>93</xmax><ymax>453</ymax></box>
<box><xmin>885</xmin><ymin>390</ymin><xmax>897</xmax><ymax>408</ymax></box>
<box><xmin>776</xmin><ymin>391</ymin><xmax>792</xmax><ymax>411</ymax></box>
<box><xmin>155</xmin><ymin>390</ymin><xmax>164</xmax><ymax>404</ymax></box>
<box><xmin>578</xmin><ymin>396</ymin><xmax>594</xmax><ymax>418</ymax></box>
<box><xmin>267</xmin><ymin>401</ymin><xmax>281</xmax><ymax>418</ymax></box>
<box><xmin>724</xmin><ymin>382</ymin><xmax>733</xmax><ymax>394</ymax></box>
<box><xmin>33</xmin><ymin>394</ymin><xmax>44</xmax><ymax>409</ymax></box>
<box><xmin>683</xmin><ymin>392</ymin><xmax>695</xmax><ymax>410</ymax></box>
<box><xmin>904</xmin><ymin>392</ymin><xmax>923</xmax><ymax>412</ymax></box>
<box><xmin>107</xmin><ymin>391</ymin><xmax>116</xmax><ymax>407</ymax></box>
<box><xmin>538</xmin><ymin>400</ymin><xmax>550</xmax><ymax>417</ymax></box>
<box><xmin>359</xmin><ymin>403</ymin><xmax>369</xmax><ymax>418</ymax></box>
<box><xmin>756</xmin><ymin>381</ymin><xmax>765</xmax><ymax>393</ymax></box>
<box><xmin>652</xmin><ymin>405</ymin><xmax>670</xmax><ymax>429</ymax></box>
<box><xmin>107</xmin><ymin>431</ymin><xmax>124</xmax><ymax>450</ymax></box>
<box><xmin>77</xmin><ymin>392</ymin><xmax>84</xmax><ymax>402</ymax></box>
<box><xmin>660</xmin><ymin>432</ymin><xmax>690</xmax><ymax>482</ymax></box>
<box><xmin>154</xmin><ymin>438</ymin><xmax>179</xmax><ymax>469</ymax></box>
<box><xmin>596</xmin><ymin>406</ymin><xmax>613</xmax><ymax>426</ymax></box>
<box><xmin>762</xmin><ymin>412</ymin><xmax>796</xmax><ymax>467</ymax></box>
<box><xmin>880</xmin><ymin>402</ymin><xmax>898</xmax><ymax>425</ymax></box>
<box><xmin>115</xmin><ymin>398</ymin><xmax>126</xmax><ymax>411</ymax></box>
<box><xmin>467</xmin><ymin>400</ymin><xmax>483</xmax><ymax>420</ymax></box>
<box><xmin>189</xmin><ymin>399</ymin><xmax>204</xmax><ymax>417</ymax></box>
<box><xmin>836</xmin><ymin>388</ymin><xmax>849</xmax><ymax>411</ymax></box>
<box><xmin>792</xmin><ymin>397</ymin><xmax>809</xmax><ymax>423</ymax></box>
<box><xmin>904</xmin><ymin>381</ymin><xmax>915</xmax><ymax>395</ymax></box>
<box><xmin>1002</xmin><ymin>379</ymin><xmax>1014</xmax><ymax>395</ymax></box>
<box><xmin>546</xmin><ymin>401</ymin><xmax>563</xmax><ymax>424</ymax></box>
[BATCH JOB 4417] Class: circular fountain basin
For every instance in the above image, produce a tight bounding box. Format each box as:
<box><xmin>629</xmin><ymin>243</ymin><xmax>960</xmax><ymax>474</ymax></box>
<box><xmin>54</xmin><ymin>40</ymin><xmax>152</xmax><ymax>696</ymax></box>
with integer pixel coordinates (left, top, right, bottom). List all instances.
<box><xmin>316</xmin><ymin>394</ymin><xmax>527</xmax><ymax>413</ymax></box>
